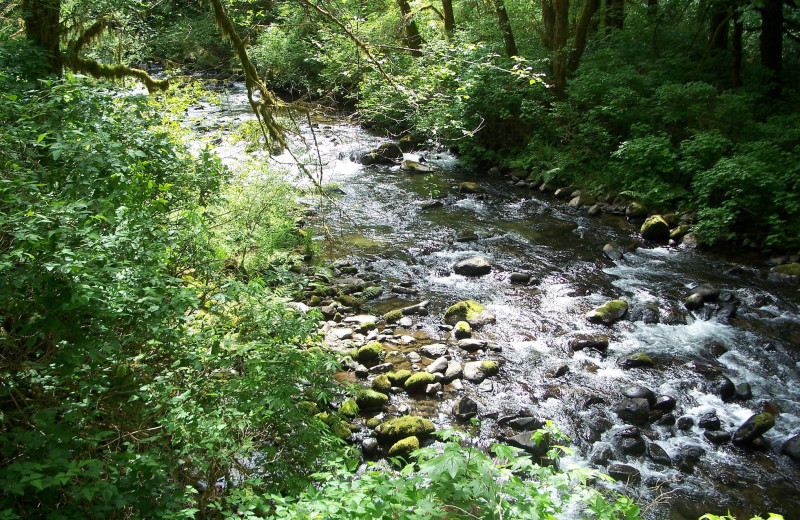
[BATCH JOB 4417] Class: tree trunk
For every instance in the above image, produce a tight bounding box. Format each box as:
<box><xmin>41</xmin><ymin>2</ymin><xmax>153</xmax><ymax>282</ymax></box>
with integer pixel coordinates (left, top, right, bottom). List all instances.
<box><xmin>568</xmin><ymin>0</ymin><xmax>599</xmax><ymax>73</ymax></box>
<box><xmin>647</xmin><ymin>0</ymin><xmax>657</xmax><ymax>18</ymax></box>
<box><xmin>759</xmin><ymin>0</ymin><xmax>783</xmax><ymax>79</ymax></box>
<box><xmin>442</xmin><ymin>0</ymin><xmax>455</xmax><ymax>38</ymax></box>
<box><xmin>396</xmin><ymin>0</ymin><xmax>423</xmax><ymax>56</ymax></box>
<box><xmin>709</xmin><ymin>3</ymin><xmax>730</xmax><ymax>51</ymax></box>
<box><xmin>551</xmin><ymin>0</ymin><xmax>569</xmax><ymax>93</ymax></box>
<box><xmin>492</xmin><ymin>0</ymin><xmax>518</xmax><ymax>57</ymax></box>
<box><xmin>542</xmin><ymin>0</ymin><xmax>555</xmax><ymax>49</ymax></box>
<box><xmin>22</xmin><ymin>0</ymin><xmax>62</xmax><ymax>75</ymax></box>
<box><xmin>732</xmin><ymin>13</ymin><xmax>743</xmax><ymax>87</ymax></box>
<box><xmin>604</xmin><ymin>0</ymin><xmax>624</xmax><ymax>31</ymax></box>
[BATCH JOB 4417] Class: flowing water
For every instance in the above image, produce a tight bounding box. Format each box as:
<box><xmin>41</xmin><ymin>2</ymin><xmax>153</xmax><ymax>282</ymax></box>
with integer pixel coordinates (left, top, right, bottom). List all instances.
<box><xmin>193</xmin><ymin>82</ymin><xmax>800</xmax><ymax>519</ymax></box>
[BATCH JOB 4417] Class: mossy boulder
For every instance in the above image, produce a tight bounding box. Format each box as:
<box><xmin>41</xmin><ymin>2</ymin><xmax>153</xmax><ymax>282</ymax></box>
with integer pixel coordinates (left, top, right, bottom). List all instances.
<box><xmin>356</xmin><ymin>389</ymin><xmax>389</xmax><ymax>410</ymax></box>
<box><xmin>454</xmin><ymin>321</ymin><xmax>472</xmax><ymax>339</ymax></box>
<box><xmin>459</xmin><ymin>182</ymin><xmax>483</xmax><ymax>194</ymax></box>
<box><xmin>733</xmin><ymin>413</ymin><xmax>776</xmax><ymax>445</ymax></box>
<box><xmin>586</xmin><ymin>300</ymin><xmax>629</xmax><ymax>325</ymax></box>
<box><xmin>372</xmin><ymin>374</ymin><xmax>392</xmax><ymax>394</ymax></box>
<box><xmin>298</xmin><ymin>401</ymin><xmax>319</xmax><ymax>415</ymax></box>
<box><xmin>626</xmin><ymin>202</ymin><xmax>649</xmax><ymax>219</ymax></box>
<box><xmin>339</xmin><ymin>399</ymin><xmax>359</xmax><ymax>418</ymax></box>
<box><xmin>769</xmin><ymin>263</ymin><xmax>800</xmax><ymax>283</ymax></box>
<box><xmin>463</xmin><ymin>360</ymin><xmax>499</xmax><ymax>382</ymax></box>
<box><xmin>670</xmin><ymin>224</ymin><xmax>691</xmax><ymax>240</ymax></box>
<box><xmin>338</xmin><ymin>294</ymin><xmax>361</xmax><ymax>308</ymax></box>
<box><xmin>367</xmin><ymin>417</ymin><xmax>381</xmax><ymax>429</ymax></box>
<box><xmin>444</xmin><ymin>300</ymin><xmax>496</xmax><ymax>328</ymax></box>
<box><xmin>640</xmin><ymin>216</ymin><xmax>670</xmax><ymax>242</ymax></box>
<box><xmin>387</xmin><ymin>369</ymin><xmax>412</xmax><ymax>386</ymax></box>
<box><xmin>388</xmin><ymin>436</ymin><xmax>420</xmax><ymax>458</ymax></box>
<box><xmin>356</xmin><ymin>341</ymin><xmax>384</xmax><ymax>362</ymax></box>
<box><xmin>620</xmin><ymin>352</ymin><xmax>654</xmax><ymax>369</ymax></box>
<box><xmin>404</xmin><ymin>372</ymin><xmax>436</xmax><ymax>393</ymax></box>
<box><xmin>384</xmin><ymin>309</ymin><xmax>403</xmax><ymax>323</ymax></box>
<box><xmin>376</xmin><ymin>415</ymin><xmax>435</xmax><ymax>443</ymax></box>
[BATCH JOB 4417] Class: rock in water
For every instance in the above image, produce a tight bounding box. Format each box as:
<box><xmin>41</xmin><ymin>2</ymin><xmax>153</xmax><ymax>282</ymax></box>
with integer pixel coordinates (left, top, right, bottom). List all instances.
<box><xmin>640</xmin><ymin>215</ymin><xmax>671</xmax><ymax>242</ymax></box>
<box><xmin>376</xmin><ymin>416</ymin><xmax>435</xmax><ymax>443</ymax></box>
<box><xmin>732</xmin><ymin>413</ymin><xmax>776</xmax><ymax>445</ymax></box>
<box><xmin>462</xmin><ymin>360</ymin><xmax>499</xmax><ymax>382</ymax></box>
<box><xmin>459</xmin><ymin>182</ymin><xmax>483</xmax><ymax>194</ymax></box>
<box><xmin>453</xmin><ymin>396</ymin><xmax>479</xmax><ymax>421</ymax></box>
<box><xmin>444</xmin><ymin>300</ymin><xmax>496</xmax><ymax>328</ymax></box>
<box><xmin>608</xmin><ymin>464</ymin><xmax>641</xmax><ymax>485</ymax></box>
<box><xmin>616</xmin><ymin>398</ymin><xmax>650</xmax><ymax>426</ymax></box>
<box><xmin>603</xmin><ymin>243</ymin><xmax>623</xmax><ymax>261</ymax></box>
<box><xmin>586</xmin><ymin>300</ymin><xmax>628</xmax><ymax>325</ymax></box>
<box><xmin>453</xmin><ymin>256</ymin><xmax>492</xmax><ymax>276</ymax></box>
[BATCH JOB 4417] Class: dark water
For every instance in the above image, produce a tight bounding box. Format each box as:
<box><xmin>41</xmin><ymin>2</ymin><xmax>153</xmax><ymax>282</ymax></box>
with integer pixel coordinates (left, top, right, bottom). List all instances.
<box><xmin>195</xmin><ymin>83</ymin><xmax>800</xmax><ymax>520</ymax></box>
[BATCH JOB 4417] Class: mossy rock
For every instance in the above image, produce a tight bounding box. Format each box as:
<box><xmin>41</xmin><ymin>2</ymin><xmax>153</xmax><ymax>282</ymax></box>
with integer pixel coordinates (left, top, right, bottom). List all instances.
<box><xmin>376</xmin><ymin>416</ymin><xmax>435</xmax><ymax>443</ymax></box>
<box><xmin>733</xmin><ymin>412</ymin><xmax>776</xmax><ymax>445</ymax></box>
<box><xmin>298</xmin><ymin>401</ymin><xmax>319</xmax><ymax>415</ymax></box>
<box><xmin>367</xmin><ymin>417</ymin><xmax>382</xmax><ymax>429</ymax></box>
<box><xmin>356</xmin><ymin>389</ymin><xmax>389</xmax><ymax>410</ymax></box>
<box><xmin>773</xmin><ymin>263</ymin><xmax>800</xmax><ymax>276</ymax></box>
<box><xmin>338</xmin><ymin>294</ymin><xmax>361</xmax><ymax>308</ymax></box>
<box><xmin>586</xmin><ymin>300</ymin><xmax>629</xmax><ymax>325</ymax></box>
<box><xmin>454</xmin><ymin>321</ymin><xmax>471</xmax><ymax>339</ymax></box>
<box><xmin>387</xmin><ymin>369</ymin><xmax>412</xmax><ymax>386</ymax></box>
<box><xmin>404</xmin><ymin>372</ymin><xmax>436</xmax><ymax>393</ymax></box>
<box><xmin>620</xmin><ymin>352</ymin><xmax>654</xmax><ymax>369</ymax></box>
<box><xmin>626</xmin><ymin>202</ymin><xmax>649</xmax><ymax>219</ymax></box>
<box><xmin>480</xmin><ymin>360</ymin><xmax>499</xmax><ymax>376</ymax></box>
<box><xmin>309</xmin><ymin>295</ymin><xmax>323</xmax><ymax>306</ymax></box>
<box><xmin>339</xmin><ymin>399</ymin><xmax>359</xmax><ymax>418</ymax></box>
<box><xmin>372</xmin><ymin>374</ymin><xmax>392</xmax><ymax>394</ymax></box>
<box><xmin>670</xmin><ymin>224</ymin><xmax>691</xmax><ymax>240</ymax></box>
<box><xmin>384</xmin><ymin>309</ymin><xmax>403</xmax><ymax>323</ymax></box>
<box><xmin>356</xmin><ymin>341</ymin><xmax>384</xmax><ymax>362</ymax></box>
<box><xmin>640</xmin><ymin>216</ymin><xmax>670</xmax><ymax>242</ymax></box>
<box><xmin>388</xmin><ymin>436</ymin><xmax>420</xmax><ymax>458</ymax></box>
<box><xmin>444</xmin><ymin>300</ymin><xmax>496</xmax><ymax>328</ymax></box>
<box><xmin>459</xmin><ymin>182</ymin><xmax>483</xmax><ymax>194</ymax></box>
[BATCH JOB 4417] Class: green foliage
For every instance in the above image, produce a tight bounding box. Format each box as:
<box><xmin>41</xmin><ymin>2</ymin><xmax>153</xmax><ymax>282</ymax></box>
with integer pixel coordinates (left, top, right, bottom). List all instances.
<box><xmin>267</xmin><ymin>428</ymin><xmax>643</xmax><ymax>520</ymax></box>
<box><xmin>700</xmin><ymin>514</ymin><xmax>784</xmax><ymax>520</ymax></box>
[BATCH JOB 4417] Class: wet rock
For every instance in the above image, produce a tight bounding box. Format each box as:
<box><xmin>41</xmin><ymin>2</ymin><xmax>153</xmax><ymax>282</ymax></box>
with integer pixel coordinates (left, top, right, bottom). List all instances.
<box><xmin>781</xmin><ymin>433</ymin><xmax>800</xmax><ymax>462</ymax></box>
<box><xmin>510</xmin><ymin>272</ymin><xmax>531</xmax><ymax>284</ymax></box>
<box><xmin>407</xmin><ymin>352</ymin><xmax>422</xmax><ymax>363</ymax></box>
<box><xmin>584</xmin><ymin>396</ymin><xmax>606</xmax><ymax>408</ymax></box>
<box><xmin>569</xmin><ymin>334</ymin><xmax>609</xmax><ymax>352</ymax></box>
<box><xmin>616</xmin><ymin>398</ymin><xmax>650</xmax><ymax>426</ymax></box>
<box><xmin>640</xmin><ymin>216</ymin><xmax>671</xmax><ymax>242</ymax></box>
<box><xmin>401</xmin><ymin>160</ymin><xmax>433</xmax><ymax>173</ymax></box>
<box><xmin>711</xmin><ymin>375</ymin><xmax>736</xmax><ymax>402</ymax></box>
<box><xmin>690</xmin><ymin>283</ymin><xmax>721</xmax><ymax>302</ymax></box>
<box><xmin>362</xmin><ymin>437</ymin><xmax>378</xmax><ymax>455</ymax></box>
<box><xmin>545</xmin><ymin>364</ymin><xmax>569</xmax><ymax>378</ymax></box>
<box><xmin>330</xmin><ymin>327</ymin><xmax>354</xmax><ymax>340</ymax></box>
<box><xmin>419</xmin><ymin>343</ymin><xmax>448</xmax><ymax>358</ymax></box>
<box><xmin>684</xmin><ymin>293</ymin><xmax>705</xmax><ymax>310</ymax></box>
<box><xmin>626</xmin><ymin>202</ymin><xmax>649</xmax><ymax>219</ymax></box>
<box><xmin>677</xmin><ymin>416</ymin><xmax>695</xmax><ymax>431</ymax></box>
<box><xmin>401</xmin><ymin>300</ymin><xmax>431</xmax><ymax>316</ymax></box>
<box><xmin>478</xmin><ymin>380</ymin><xmax>494</xmax><ymax>392</ymax></box>
<box><xmin>630</xmin><ymin>303</ymin><xmax>661</xmax><ymax>324</ymax></box>
<box><xmin>656</xmin><ymin>414</ymin><xmax>676</xmax><ymax>426</ymax></box>
<box><xmin>554</xmin><ymin>187</ymin><xmax>572</xmax><ymax>199</ymax></box>
<box><xmin>653</xmin><ymin>396</ymin><xmax>676</xmax><ymax>413</ymax></box>
<box><xmin>454</xmin><ymin>256</ymin><xmax>492</xmax><ymax>276</ymax></box>
<box><xmin>463</xmin><ymin>360</ymin><xmax>499</xmax><ymax>383</ymax></box>
<box><xmin>453</xmin><ymin>321</ymin><xmax>471</xmax><ymax>339</ymax></box>
<box><xmin>444</xmin><ymin>360</ymin><xmax>463</xmax><ymax>382</ymax></box>
<box><xmin>453</xmin><ymin>396</ymin><xmax>479</xmax><ymax>421</ymax></box>
<box><xmin>404</xmin><ymin>372</ymin><xmax>436</xmax><ymax>393</ymax></box>
<box><xmin>355</xmin><ymin>364</ymin><xmax>369</xmax><ymax>378</ymax></box>
<box><xmin>372</xmin><ymin>374</ymin><xmax>392</xmax><ymax>394</ymax></box>
<box><xmin>735</xmin><ymin>383</ymin><xmax>753</xmax><ymax>400</ymax></box>
<box><xmin>362</xmin><ymin>142</ymin><xmax>403</xmax><ymax>165</ymax></box>
<box><xmin>444</xmin><ymin>300</ymin><xmax>496</xmax><ymax>328</ymax></box>
<box><xmin>459</xmin><ymin>182</ymin><xmax>484</xmax><ymax>194</ymax></box>
<box><xmin>675</xmin><ymin>446</ymin><xmax>705</xmax><ymax>473</ymax></box>
<box><xmin>425</xmin><ymin>356</ymin><xmax>449</xmax><ymax>374</ymax></box>
<box><xmin>569</xmin><ymin>193</ymin><xmax>595</xmax><ymax>207</ymax></box>
<box><xmin>426</xmin><ymin>382</ymin><xmax>443</xmax><ymax>396</ymax></box>
<box><xmin>588</xmin><ymin>203</ymin><xmax>603</xmax><ymax>216</ymax></box>
<box><xmin>507</xmin><ymin>416</ymin><xmax>545</xmax><ymax>431</ymax></box>
<box><xmin>648</xmin><ymin>443</ymin><xmax>672</xmax><ymax>466</ymax></box>
<box><xmin>539</xmin><ymin>183</ymin><xmax>556</xmax><ymax>193</ymax></box>
<box><xmin>619</xmin><ymin>352</ymin><xmax>654</xmax><ymax>370</ymax></box>
<box><xmin>586</xmin><ymin>300</ymin><xmax>629</xmax><ymax>325</ymax></box>
<box><xmin>608</xmin><ymin>464</ymin><xmax>641</xmax><ymax>485</ymax></box>
<box><xmin>388</xmin><ymin>436</ymin><xmax>419</xmax><ymax>458</ymax></box>
<box><xmin>704</xmin><ymin>341</ymin><xmax>728</xmax><ymax>358</ymax></box>
<box><xmin>458</xmin><ymin>339</ymin><xmax>486</xmax><ymax>352</ymax></box>
<box><xmin>732</xmin><ymin>412</ymin><xmax>776</xmax><ymax>446</ymax></box>
<box><xmin>603</xmin><ymin>243</ymin><xmax>623</xmax><ymax>261</ymax></box>
<box><xmin>704</xmin><ymin>430</ymin><xmax>731</xmax><ymax>445</ymax></box>
<box><xmin>506</xmin><ymin>431</ymin><xmax>550</xmax><ymax>457</ymax></box>
<box><xmin>590</xmin><ymin>442</ymin><xmax>614</xmax><ymax>466</ymax></box>
<box><xmin>622</xmin><ymin>385</ymin><xmax>656</xmax><ymax>407</ymax></box>
<box><xmin>615</xmin><ymin>430</ymin><xmax>646</xmax><ymax>456</ymax></box>
<box><xmin>376</xmin><ymin>416</ymin><xmax>435</xmax><ymax>443</ymax></box>
<box><xmin>768</xmin><ymin>263</ymin><xmax>800</xmax><ymax>283</ymax></box>
<box><xmin>356</xmin><ymin>389</ymin><xmax>388</xmax><ymax>410</ymax></box>
<box><xmin>698</xmin><ymin>410</ymin><xmax>721</xmax><ymax>431</ymax></box>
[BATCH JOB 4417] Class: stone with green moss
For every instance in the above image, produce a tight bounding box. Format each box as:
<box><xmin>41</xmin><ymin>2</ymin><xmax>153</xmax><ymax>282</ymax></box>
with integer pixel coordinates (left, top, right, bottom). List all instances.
<box><xmin>619</xmin><ymin>352</ymin><xmax>654</xmax><ymax>369</ymax></box>
<box><xmin>356</xmin><ymin>341</ymin><xmax>383</xmax><ymax>362</ymax></box>
<box><xmin>404</xmin><ymin>372</ymin><xmax>436</xmax><ymax>393</ymax></box>
<box><xmin>384</xmin><ymin>309</ymin><xmax>404</xmax><ymax>323</ymax></box>
<box><xmin>338</xmin><ymin>294</ymin><xmax>361</xmax><ymax>308</ymax></box>
<box><xmin>626</xmin><ymin>202</ymin><xmax>648</xmax><ymax>219</ymax></box>
<box><xmin>367</xmin><ymin>417</ymin><xmax>381</xmax><ymax>429</ymax></box>
<box><xmin>339</xmin><ymin>399</ymin><xmax>359</xmax><ymax>418</ymax></box>
<box><xmin>376</xmin><ymin>416</ymin><xmax>435</xmax><ymax>443</ymax></box>
<box><xmin>459</xmin><ymin>182</ymin><xmax>483</xmax><ymax>194</ymax></box>
<box><xmin>388</xmin><ymin>436</ymin><xmax>420</xmax><ymax>458</ymax></box>
<box><xmin>640</xmin><ymin>216</ymin><xmax>670</xmax><ymax>242</ymax></box>
<box><xmin>481</xmin><ymin>360</ymin><xmax>499</xmax><ymax>376</ymax></box>
<box><xmin>769</xmin><ymin>263</ymin><xmax>800</xmax><ymax>283</ymax></box>
<box><xmin>586</xmin><ymin>300</ymin><xmax>629</xmax><ymax>325</ymax></box>
<box><xmin>309</xmin><ymin>295</ymin><xmax>323</xmax><ymax>306</ymax></box>
<box><xmin>298</xmin><ymin>401</ymin><xmax>319</xmax><ymax>415</ymax></box>
<box><xmin>733</xmin><ymin>412</ymin><xmax>776</xmax><ymax>445</ymax></box>
<box><xmin>372</xmin><ymin>374</ymin><xmax>392</xmax><ymax>394</ymax></box>
<box><xmin>387</xmin><ymin>369</ymin><xmax>412</xmax><ymax>386</ymax></box>
<box><xmin>454</xmin><ymin>321</ymin><xmax>471</xmax><ymax>339</ymax></box>
<box><xmin>356</xmin><ymin>389</ymin><xmax>389</xmax><ymax>410</ymax></box>
<box><xmin>331</xmin><ymin>420</ymin><xmax>352</xmax><ymax>439</ymax></box>
<box><xmin>444</xmin><ymin>300</ymin><xmax>496</xmax><ymax>328</ymax></box>
<box><xmin>670</xmin><ymin>224</ymin><xmax>691</xmax><ymax>240</ymax></box>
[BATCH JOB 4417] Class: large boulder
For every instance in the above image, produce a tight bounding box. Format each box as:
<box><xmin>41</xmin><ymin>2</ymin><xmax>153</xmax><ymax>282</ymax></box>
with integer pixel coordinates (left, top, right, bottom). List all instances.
<box><xmin>586</xmin><ymin>300</ymin><xmax>628</xmax><ymax>325</ymax></box>
<box><xmin>454</xmin><ymin>256</ymin><xmax>492</xmax><ymax>276</ymax></box>
<box><xmin>376</xmin><ymin>416</ymin><xmax>435</xmax><ymax>443</ymax></box>
<box><xmin>404</xmin><ymin>372</ymin><xmax>436</xmax><ymax>393</ymax></box>
<box><xmin>768</xmin><ymin>263</ymin><xmax>800</xmax><ymax>283</ymax></box>
<box><xmin>363</xmin><ymin>142</ymin><xmax>403</xmax><ymax>165</ymax></box>
<box><xmin>459</xmin><ymin>182</ymin><xmax>483</xmax><ymax>194</ymax></box>
<box><xmin>640</xmin><ymin>215</ymin><xmax>671</xmax><ymax>242</ymax></box>
<box><xmin>732</xmin><ymin>412</ymin><xmax>776</xmax><ymax>446</ymax></box>
<box><xmin>444</xmin><ymin>300</ymin><xmax>496</xmax><ymax>328</ymax></box>
<box><xmin>615</xmin><ymin>398</ymin><xmax>650</xmax><ymax>426</ymax></box>
<box><xmin>626</xmin><ymin>202</ymin><xmax>649</xmax><ymax>219</ymax></box>
<box><xmin>462</xmin><ymin>360</ymin><xmax>499</xmax><ymax>383</ymax></box>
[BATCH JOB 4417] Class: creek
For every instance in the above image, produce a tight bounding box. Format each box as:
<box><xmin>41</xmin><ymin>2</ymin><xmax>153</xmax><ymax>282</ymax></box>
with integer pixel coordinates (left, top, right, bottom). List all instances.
<box><xmin>190</xmin><ymin>82</ymin><xmax>800</xmax><ymax>520</ymax></box>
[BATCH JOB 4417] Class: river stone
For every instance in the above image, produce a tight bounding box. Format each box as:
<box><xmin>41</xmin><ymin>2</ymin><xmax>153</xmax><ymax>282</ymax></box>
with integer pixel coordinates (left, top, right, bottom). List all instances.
<box><xmin>362</xmin><ymin>437</ymin><xmax>379</xmax><ymax>455</ymax></box>
<box><xmin>677</xmin><ymin>416</ymin><xmax>695</xmax><ymax>431</ymax></box>
<box><xmin>539</xmin><ymin>183</ymin><xmax>556</xmax><ymax>193</ymax></box>
<box><xmin>545</xmin><ymin>364</ymin><xmax>569</xmax><ymax>378</ymax></box>
<box><xmin>588</xmin><ymin>203</ymin><xmax>603</xmax><ymax>216</ymax></box>
<box><xmin>615</xmin><ymin>430</ymin><xmax>646</xmax><ymax>456</ymax></box>
<box><xmin>426</xmin><ymin>382</ymin><xmax>443</xmax><ymax>395</ymax></box>
<box><xmin>404</xmin><ymin>372</ymin><xmax>436</xmax><ymax>393</ymax></box>
<box><xmin>615</xmin><ymin>398</ymin><xmax>650</xmax><ymax>426</ymax></box>
<box><xmin>732</xmin><ymin>413</ymin><xmax>776</xmax><ymax>445</ymax></box>
<box><xmin>590</xmin><ymin>442</ymin><xmax>613</xmax><ymax>465</ymax></box>
<box><xmin>330</xmin><ymin>327</ymin><xmax>353</xmax><ymax>340</ymax></box>
<box><xmin>356</xmin><ymin>341</ymin><xmax>384</xmax><ymax>362</ymax></box>
<box><xmin>459</xmin><ymin>182</ymin><xmax>483</xmax><ymax>194</ymax></box>
<box><xmin>653</xmin><ymin>395</ymin><xmax>676</xmax><ymax>412</ymax></box>
<box><xmin>453</xmin><ymin>396</ymin><xmax>479</xmax><ymax>421</ymax></box>
<box><xmin>619</xmin><ymin>352</ymin><xmax>654</xmax><ymax>370</ymax></box>
<box><xmin>454</xmin><ymin>256</ymin><xmax>492</xmax><ymax>276</ymax></box>
<box><xmin>506</xmin><ymin>431</ymin><xmax>550</xmax><ymax>457</ymax></box>
<box><xmin>388</xmin><ymin>436</ymin><xmax>419</xmax><ymax>458</ymax></box>
<box><xmin>768</xmin><ymin>262</ymin><xmax>800</xmax><ymax>282</ymax></box>
<box><xmin>608</xmin><ymin>464</ymin><xmax>641</xmax><ymax>485</ymax></box>
<box><xmin>569</xmin><ymin>193</ymin><xmax>595</xmax><ymax>207</ymax></box>
<box><xmin>603</xmin><ymin>243</ymin><xmax>624</xmax><ymax>261</ymax></box>
<box><xmin>356</xmin><ymin>389</ymin><xmax>388</xmax><ymax>410</ymax></box>
<box><xmin>444</xmin><ymin>360</ymin><xmax>463</xmax><ymax>382</ymax></box>
<box><xmin>458</xmin><ymin>338</ymin><xmax>486</xmax><ymax>352</ymax></box>
<box><xmin>626</xmin><ymin>202</ymin><xmax>649</xmax><ymax>219</ymax></box>
<box><xmin>640</xmin><ymin>215</ymin><xmax>671</xmax><ymax>242</ymax></box>
<box><xmin>698</xmin><ymin>410</ymin><xmax>721</xmax><ymax>431</ymax></box>
<box><xmin>648</xmin><ymin>443</ymin><xmax>672</xmax><ymax>466</ymax></box>
<box><xmin>630</xmin><ymin>303</ymin><xmax>661</xmax><ymax>324</ymax></box>
<box><xmin>622</xmin><ymin>385</ymin><xmax>656</xmax><ymax>407</ymax></box>
<box><xmin>463</xmin><ymin>360</ymin><xmax>499</xmax><ymax>383</ymax></box>
<box><xmin>507</xmin><ymin>416</ymin><xmax>545</xmax><ymax>431</ymax></box>
<box><xmin>735</xmin><ymin>383</ymin><xmax>753</xmax><ymax>400</ymax></box>
<box><xmin>586</xmin><ymin>300</ymin><xmax>628</xmax><ymax>325</ymax></box>
<box><xmin>675</xmin><ymin>446</ymin><xmax>705</xmax><ymax>474</ymax></box>
<box><xmin>510</xmin><ymin>272</ymin><xmax>531</xmax><ymax>284</ymax></box>
<box><xmin>704</xmin><ymin>430</ymin><xmax>732</xmax><ymax>445</ymax></box>
<box><xmin>371</xmin><ymin>374</ymin><xmax>392</xmax><ymax>394</ymax></box>
<box><xmin>419</xmin><ymin>343</ymin><xmax>447</xmax><ymax>358</ymax></box>
<box><xmin>426</xmin><ymin>356</ymin><xmax>449</xmax><ymax>374</ymax></box>
<box><xmin>569</xmin><ymin>334</ymin><xmax>609</xmax><ymax>352</ymax></box>
<box><xmin>367</xmin><ymin>142</ymin><xmax>403</xmax><ymax>164</ymax></box>
<box><xmin>690</xmin><ymin>283</ymin><xmax>721</xmax><ymax>302</ymax></box>
<box><xmin>781</xmin><ymin>433</ymin><xmax>800</xmax><ymax>462</ymax></box>
<box><xmin>376</xmin><ymin>416</ymin><xmax>435</xmax><ymax>443</ymax></box>
<box><xmin>670</xmin><ymin>224</ymin><xmax>691</xmax><ymax>240</ymax></box>
<box><xmin>453</xmin><ymin>321</ymin><xmax>471</xmax><ymax>339</ymax></box>
<box><xmin>444</xmin><ymin>300</ymin><xmax>496</xmax><ymax>328</ymax></box>
<box><xmin>684</xmin><ymin>293</ymin><xmax>705</xmax><ymax>310</ymax></box>
<box><xmin>401</xmin><ymin>160</ymin><xmax>433</xmax><ymax>173</ymax></box>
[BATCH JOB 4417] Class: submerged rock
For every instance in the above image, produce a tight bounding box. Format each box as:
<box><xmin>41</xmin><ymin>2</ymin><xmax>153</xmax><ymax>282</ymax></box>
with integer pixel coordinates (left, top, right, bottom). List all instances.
<box><xmin>586</xmin><ymin>300</ymin><xmax>629</xmax><ymax>325</ymax></box>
